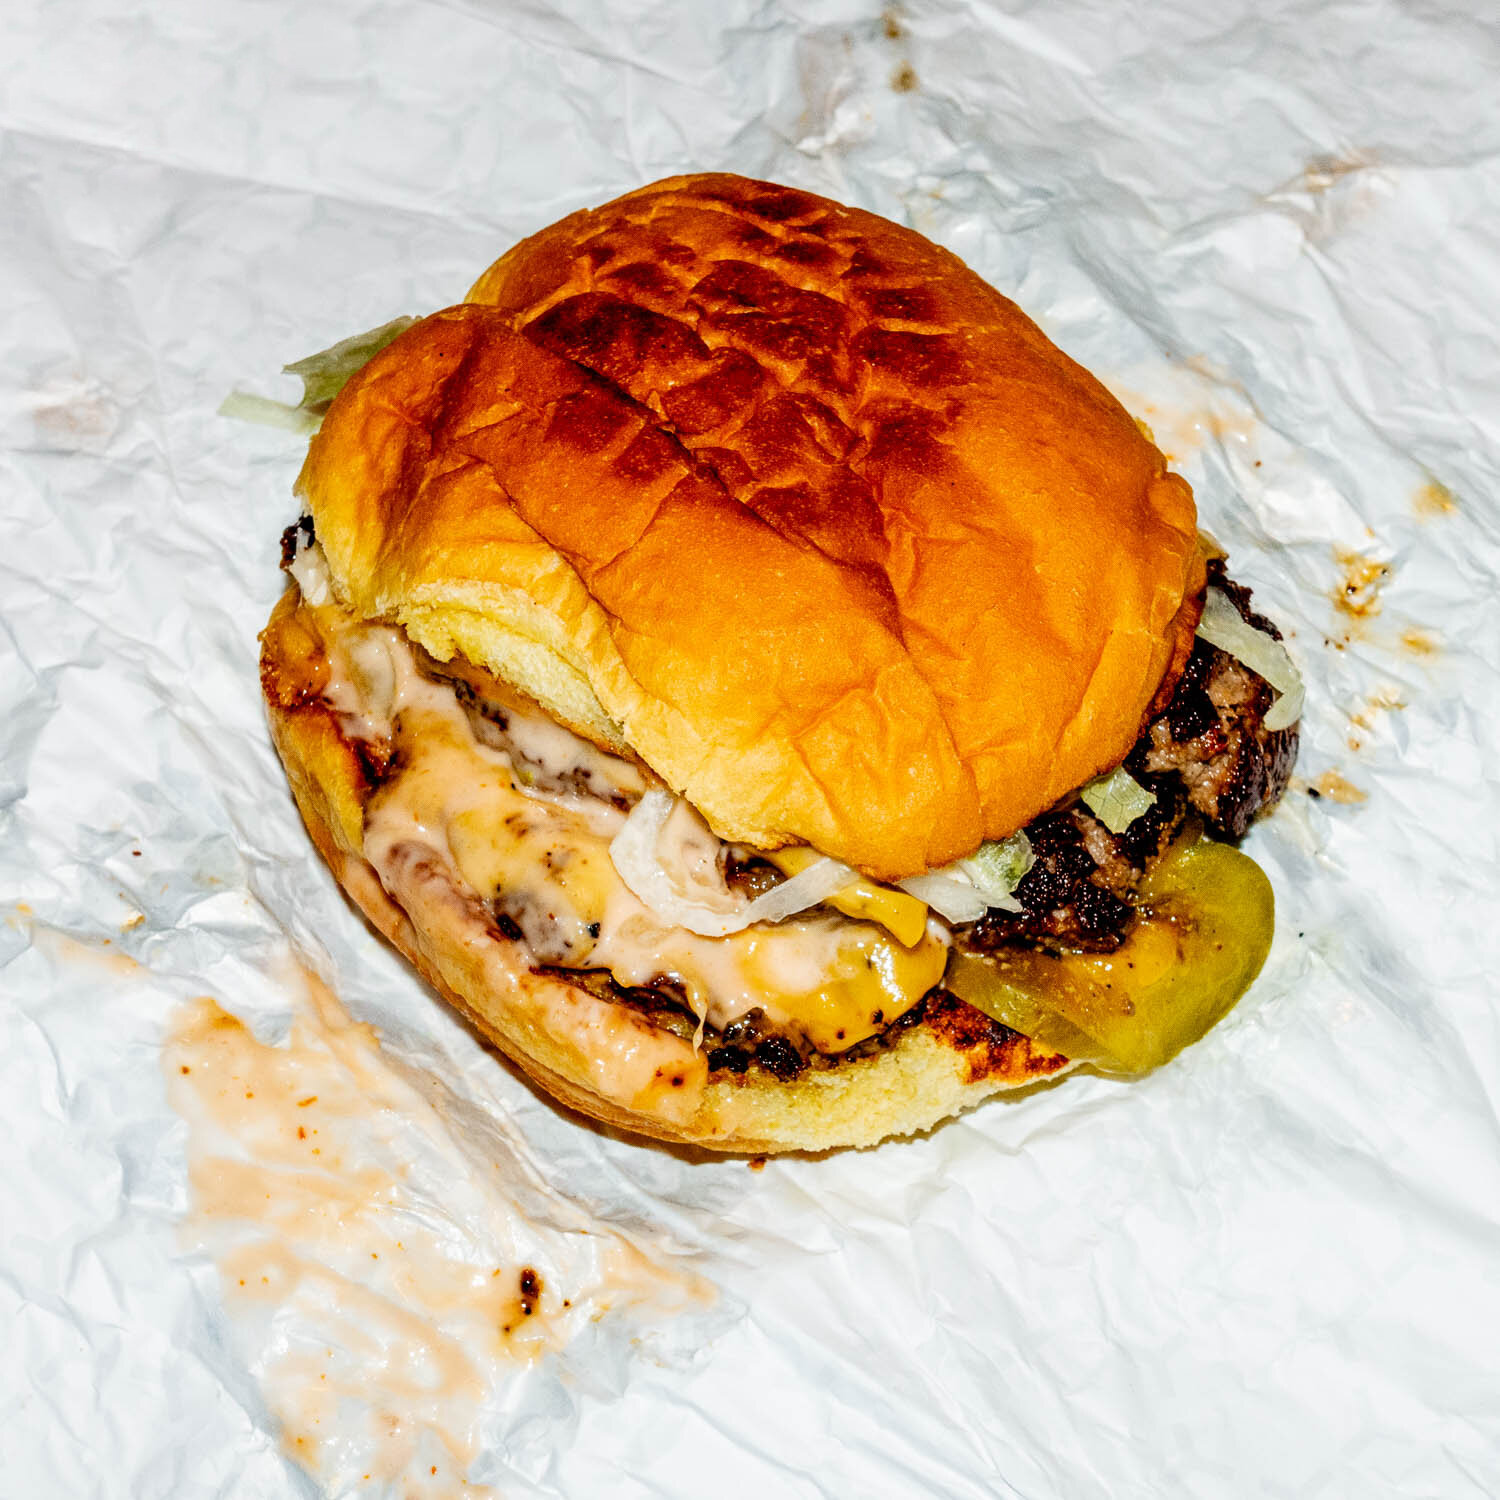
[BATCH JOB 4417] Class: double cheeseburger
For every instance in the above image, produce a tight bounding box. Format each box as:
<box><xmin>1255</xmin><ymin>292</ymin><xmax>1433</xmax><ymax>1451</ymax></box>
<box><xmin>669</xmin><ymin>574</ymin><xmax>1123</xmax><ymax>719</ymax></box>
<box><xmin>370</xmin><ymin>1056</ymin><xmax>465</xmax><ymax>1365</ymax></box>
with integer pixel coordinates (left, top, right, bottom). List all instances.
<box><xmin>259</xmin><ymin>174</ymin><xmax>1300</xmax><ymax>1153</ymax></box>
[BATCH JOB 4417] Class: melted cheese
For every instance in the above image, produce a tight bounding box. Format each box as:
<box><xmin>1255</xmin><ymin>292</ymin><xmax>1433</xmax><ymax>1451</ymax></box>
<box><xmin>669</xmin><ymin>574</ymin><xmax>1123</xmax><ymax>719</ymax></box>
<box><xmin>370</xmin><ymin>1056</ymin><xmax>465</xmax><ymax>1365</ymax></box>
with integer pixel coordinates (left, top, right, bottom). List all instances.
<box><xmin>306</xmin><ymin>582</ymin><xmax>945</xmax><ymax>1059</ymax></box>
<box><xmin>764</xmin><ymin>845</ymin><xmax>930</xmax><ymax>948</ymax></box>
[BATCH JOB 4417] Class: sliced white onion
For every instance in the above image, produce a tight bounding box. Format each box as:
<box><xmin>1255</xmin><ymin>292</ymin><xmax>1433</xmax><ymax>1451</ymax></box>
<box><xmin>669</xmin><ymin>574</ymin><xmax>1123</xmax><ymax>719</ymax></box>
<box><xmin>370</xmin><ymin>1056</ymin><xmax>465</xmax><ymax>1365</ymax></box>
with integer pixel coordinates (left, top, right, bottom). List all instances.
<box><xmin>1081</xmin><ymin>765</ymin><xmax>1156</xmax><ymax>834</ymax></box>
<box><xmin>286</xmin><ymin>534</ymin><xmax>332</xmax><ymax>606</ymax></box>
<box><xmin>1196</xmin><ymin>586</ymin><xmax>1305</xmax><ymax>732</ymax></box>
<box><xmin>742</xmin><ymin>855</ymin><xmax>859</xmax><ymax>924</ymax></box>
<box><xmin>609</xmin><ymin>790</ymin><xmax>857</xmax><ymax>938</ymax></box>
<box><xmin>897</xmin><ymin>872</ymin><xmax>989</xmax><ymax>925</ymax></box>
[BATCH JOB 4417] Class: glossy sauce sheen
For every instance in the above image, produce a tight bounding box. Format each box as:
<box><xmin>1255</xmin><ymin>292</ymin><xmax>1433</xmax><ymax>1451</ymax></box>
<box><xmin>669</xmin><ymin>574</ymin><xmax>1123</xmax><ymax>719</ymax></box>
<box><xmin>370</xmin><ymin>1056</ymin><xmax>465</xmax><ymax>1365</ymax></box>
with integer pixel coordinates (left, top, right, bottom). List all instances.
<box><xmin>303</xmin><ymin>575</ymin><xmax>945</xmax><ymax>1066</ymax></box>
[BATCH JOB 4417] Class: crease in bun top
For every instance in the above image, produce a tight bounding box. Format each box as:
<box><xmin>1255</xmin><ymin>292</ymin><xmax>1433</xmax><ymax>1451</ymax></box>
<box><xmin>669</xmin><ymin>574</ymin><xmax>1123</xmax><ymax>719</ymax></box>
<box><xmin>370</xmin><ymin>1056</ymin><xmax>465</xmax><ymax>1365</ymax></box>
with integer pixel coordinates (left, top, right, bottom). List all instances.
<box><xmin>257</xmin><ymin>173</ymin><xmax>1302</xmax><ymax>1153</ymax></box>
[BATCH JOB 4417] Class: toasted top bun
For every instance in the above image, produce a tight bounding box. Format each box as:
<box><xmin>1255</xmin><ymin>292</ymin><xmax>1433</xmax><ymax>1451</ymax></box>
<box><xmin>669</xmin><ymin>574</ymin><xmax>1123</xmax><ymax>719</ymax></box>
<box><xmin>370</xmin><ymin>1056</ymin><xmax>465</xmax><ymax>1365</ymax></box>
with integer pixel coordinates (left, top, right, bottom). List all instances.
<box><xmin>299</xmin><ymin>173</ymin><xmax>1199</xmax><ymax>881</ymax></box>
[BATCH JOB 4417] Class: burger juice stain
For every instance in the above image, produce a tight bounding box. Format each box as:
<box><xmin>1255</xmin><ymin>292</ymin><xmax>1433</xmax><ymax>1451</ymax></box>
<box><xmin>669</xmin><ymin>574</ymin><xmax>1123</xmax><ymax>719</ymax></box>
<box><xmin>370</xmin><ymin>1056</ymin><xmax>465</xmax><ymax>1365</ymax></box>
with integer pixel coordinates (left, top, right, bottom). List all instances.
<box><xmin>1349</xmin><ymin>686</ymin><xmax>1405</xmax><ymax>733</ymax></box>
<box><xmin>1333</xmin><ymin>550</ymin><xmax>1390</xmax><ymax>622</ymax></box>
<box><xmin>1309</xmin><ymin>771</ymin><xmax>1368</xmax><ymax>805</ymax></box>
<box><xmin>1413</xmin><ymin>479</ymin><xmax>1458</xmax><ymax>519</ymax></box>
<box><xmin>880</xmin><ymin>5</ymin><xmax>917</xmax><ymax>91</ymax></box>
<box><xmin>1326</xmin><ymin>548</ymin><xmax>1393</xmax><ymax>652</ymax></box>
<box><xmin>1346</xmin><ymin>683</ymin><xmax>1409</xmax><ymax>753</ymax></box>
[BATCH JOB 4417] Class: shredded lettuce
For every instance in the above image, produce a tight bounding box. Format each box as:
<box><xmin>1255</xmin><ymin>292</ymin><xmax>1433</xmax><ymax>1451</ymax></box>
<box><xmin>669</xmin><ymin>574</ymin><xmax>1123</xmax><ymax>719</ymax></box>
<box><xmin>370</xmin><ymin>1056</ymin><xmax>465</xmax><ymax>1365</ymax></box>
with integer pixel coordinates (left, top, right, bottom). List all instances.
<box><xmin>1081</xmin><ymin>765</ymin><xmax>1157</xmax><ymax>833</ymax></box>
<box><xmin>283</xmin><ymin>316</ymin><xmax>416</xmax><ymax>410</ymax></box>
<box><xmin>218</xmin><ymin>315</ymin><xmax>416</xmax><ymax>436</ymax></box>
<box><xmin>1195</xmin><ymin>585</ymin><xmax>1305</xmax><ymax>731</ymax></box>
<box><xmin>216</xmin><ymin>389</ymin><xmax>321</xmax><ymax>435</ymax></box>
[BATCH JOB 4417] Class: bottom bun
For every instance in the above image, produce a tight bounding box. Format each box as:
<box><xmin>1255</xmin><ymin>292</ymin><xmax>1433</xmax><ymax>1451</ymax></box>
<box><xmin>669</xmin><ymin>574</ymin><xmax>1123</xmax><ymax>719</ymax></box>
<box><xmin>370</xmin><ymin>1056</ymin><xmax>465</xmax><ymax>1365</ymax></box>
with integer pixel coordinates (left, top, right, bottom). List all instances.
<box><xmin>262</xmin><ymin>592</ymin><xmax>1073</xmax><ymax>1154</ymax></box>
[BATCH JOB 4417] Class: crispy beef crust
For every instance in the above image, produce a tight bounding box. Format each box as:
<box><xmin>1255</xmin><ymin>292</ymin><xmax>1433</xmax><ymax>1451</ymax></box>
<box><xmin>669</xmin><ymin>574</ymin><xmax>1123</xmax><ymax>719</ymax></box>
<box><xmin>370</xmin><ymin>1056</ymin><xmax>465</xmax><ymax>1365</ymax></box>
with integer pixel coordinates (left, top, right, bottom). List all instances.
<box><xmin>960</xmin><ymin>563</ymin><xmax>1298</xmax><ymax>957</ymax></box>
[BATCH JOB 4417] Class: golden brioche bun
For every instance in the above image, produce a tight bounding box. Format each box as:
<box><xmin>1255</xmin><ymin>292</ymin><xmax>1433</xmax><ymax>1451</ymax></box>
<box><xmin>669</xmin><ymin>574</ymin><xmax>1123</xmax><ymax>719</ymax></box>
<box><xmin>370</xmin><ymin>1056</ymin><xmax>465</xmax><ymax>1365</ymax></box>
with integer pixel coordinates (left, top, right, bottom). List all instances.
<box><xmin>261</xmin><ymin>590</ymin><xmax>1073</xmax><ymax>1153</ymax></box>
<box><xmin>298</xmin><ymin>173</ymin><xmax>1200</xmax><ymax>882</ymax></box>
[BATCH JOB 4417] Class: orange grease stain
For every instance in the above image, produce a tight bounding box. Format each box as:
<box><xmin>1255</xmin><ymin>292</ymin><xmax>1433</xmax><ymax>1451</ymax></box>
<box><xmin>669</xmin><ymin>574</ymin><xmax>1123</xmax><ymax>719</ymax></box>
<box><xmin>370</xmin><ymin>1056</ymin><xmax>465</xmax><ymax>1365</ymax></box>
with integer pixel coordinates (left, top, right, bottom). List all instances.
<box><xmin>1413</xmin><ymin>480</ymin><xmax>1457</xmax><ymax>519</ymax></box>
<box><xmin>1348</xmin><ymin>686</ymin><xmax>1406</xmax><ymax>734</ymax></box>
<box><xmin>1310</xmin><ymin>771</ymin><xmax>1368</xmax><ymax>805</ymax></box>
<box><xmin>1332</xmin><ymin>550</ymin><xmax>1390</xmax><ymax>622</ymax></box>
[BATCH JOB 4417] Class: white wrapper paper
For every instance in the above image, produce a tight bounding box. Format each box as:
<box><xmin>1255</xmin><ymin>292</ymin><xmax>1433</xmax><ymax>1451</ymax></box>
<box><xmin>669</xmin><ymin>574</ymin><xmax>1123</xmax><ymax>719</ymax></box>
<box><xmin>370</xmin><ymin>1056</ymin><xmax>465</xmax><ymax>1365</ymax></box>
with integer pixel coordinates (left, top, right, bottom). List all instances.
<box><xmin>3</xmin><ymin>1</ymin><xmax>1499</xmax><ymax>1495</ymax></box>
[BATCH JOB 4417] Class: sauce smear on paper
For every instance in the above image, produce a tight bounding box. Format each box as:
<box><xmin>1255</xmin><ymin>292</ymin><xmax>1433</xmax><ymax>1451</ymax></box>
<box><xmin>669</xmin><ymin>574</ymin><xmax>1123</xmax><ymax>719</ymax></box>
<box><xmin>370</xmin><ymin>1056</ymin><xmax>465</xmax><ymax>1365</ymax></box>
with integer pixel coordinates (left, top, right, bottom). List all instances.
<box><xmin>1310</xmin><ymin>770</ymin><xmax>1368</xmax><ymax>805</ymax></box>
<box><xmin>165</xmin><ymin>969</ymin><xmax>712</xmax><ymax>1496</ymax></box>
<box><xmin>1332</xmin><ymin>550</ymin><xmax>1389</xmax><ymax>622</ymax></box>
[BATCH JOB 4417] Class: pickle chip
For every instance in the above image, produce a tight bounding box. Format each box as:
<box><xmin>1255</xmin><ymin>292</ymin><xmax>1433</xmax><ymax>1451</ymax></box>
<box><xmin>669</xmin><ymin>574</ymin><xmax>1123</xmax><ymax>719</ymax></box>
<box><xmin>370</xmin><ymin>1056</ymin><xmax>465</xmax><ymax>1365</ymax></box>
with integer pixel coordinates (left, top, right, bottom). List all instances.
<box><xmin>945</xmin><ymin>834</ymin><xmax>1275</xmax><ymax>1074</ymax></box>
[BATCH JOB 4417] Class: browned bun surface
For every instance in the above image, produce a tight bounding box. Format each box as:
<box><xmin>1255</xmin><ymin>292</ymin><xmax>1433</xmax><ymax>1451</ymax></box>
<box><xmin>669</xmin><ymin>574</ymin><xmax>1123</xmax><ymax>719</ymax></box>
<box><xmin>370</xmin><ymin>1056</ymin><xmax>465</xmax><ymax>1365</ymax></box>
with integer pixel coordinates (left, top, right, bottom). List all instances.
<box><xmin>261</xmin><ymin>589</ymin><xmax>1073</xmax><ymax>1154</ymax></box>
<box><xmin>299</xmin><ymin>173</ymin><xmax>1199</xmax><ymax>881</ymax></box>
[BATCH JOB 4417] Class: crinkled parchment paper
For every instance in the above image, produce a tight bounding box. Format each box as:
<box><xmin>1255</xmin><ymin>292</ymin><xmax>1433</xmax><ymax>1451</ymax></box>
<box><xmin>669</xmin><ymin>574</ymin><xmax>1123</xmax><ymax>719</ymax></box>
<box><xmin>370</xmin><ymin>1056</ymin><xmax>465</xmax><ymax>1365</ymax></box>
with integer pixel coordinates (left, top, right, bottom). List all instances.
<box><xmin>3</xmin><ymin>1</ymin><xmax>1499</xmax><ymax>1495</ymax></box>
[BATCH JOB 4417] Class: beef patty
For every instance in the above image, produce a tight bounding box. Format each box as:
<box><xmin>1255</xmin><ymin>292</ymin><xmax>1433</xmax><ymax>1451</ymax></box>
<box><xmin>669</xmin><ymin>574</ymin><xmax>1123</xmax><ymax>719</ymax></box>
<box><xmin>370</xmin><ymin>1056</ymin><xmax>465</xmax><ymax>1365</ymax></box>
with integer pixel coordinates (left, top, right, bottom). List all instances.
<box><xmin>960</xmin><ymin>559</ymin><xmax>1297</xmax><ymax>958</ymax></box>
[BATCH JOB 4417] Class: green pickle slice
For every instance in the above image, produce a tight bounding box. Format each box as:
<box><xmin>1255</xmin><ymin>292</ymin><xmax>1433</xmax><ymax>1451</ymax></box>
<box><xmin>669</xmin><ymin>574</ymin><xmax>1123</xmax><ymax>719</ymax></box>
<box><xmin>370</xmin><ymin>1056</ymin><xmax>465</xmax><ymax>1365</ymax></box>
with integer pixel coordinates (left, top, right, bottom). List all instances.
<box><xmin>944</xmin><ymin>833</ymin><xmax>1275</xmax><ymax>1074</ymax></box>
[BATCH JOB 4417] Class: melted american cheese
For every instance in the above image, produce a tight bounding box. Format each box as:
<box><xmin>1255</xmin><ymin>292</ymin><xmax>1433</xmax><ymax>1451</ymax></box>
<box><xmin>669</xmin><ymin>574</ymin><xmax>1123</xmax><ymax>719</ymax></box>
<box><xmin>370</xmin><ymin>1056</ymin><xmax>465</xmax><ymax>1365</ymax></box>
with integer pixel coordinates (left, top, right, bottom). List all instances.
<box><xmin>303</xmin><ymin>586</ymin><xmax>945</xmax><ymax>1058</ymax></box>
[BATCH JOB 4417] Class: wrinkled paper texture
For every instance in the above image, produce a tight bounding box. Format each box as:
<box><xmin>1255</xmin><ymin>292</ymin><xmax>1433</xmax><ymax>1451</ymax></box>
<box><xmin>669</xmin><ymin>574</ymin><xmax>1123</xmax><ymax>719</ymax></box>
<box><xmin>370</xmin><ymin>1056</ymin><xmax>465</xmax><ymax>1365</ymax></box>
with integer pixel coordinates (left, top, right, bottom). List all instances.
<box><xmin>3</xmin><ymin>0</ymin><xmax>1499</xmax><ymax>1495</ymax></box>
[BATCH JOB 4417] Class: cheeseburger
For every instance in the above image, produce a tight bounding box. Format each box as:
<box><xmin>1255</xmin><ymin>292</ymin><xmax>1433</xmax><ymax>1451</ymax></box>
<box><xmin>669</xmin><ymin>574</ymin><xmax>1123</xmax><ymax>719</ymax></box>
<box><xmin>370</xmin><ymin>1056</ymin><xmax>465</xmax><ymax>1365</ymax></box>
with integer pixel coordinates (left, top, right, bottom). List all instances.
<box><xmin>258</xmin><ymin>174</ymin><xmax>1300</xmax><ymax>1153</ymax></box>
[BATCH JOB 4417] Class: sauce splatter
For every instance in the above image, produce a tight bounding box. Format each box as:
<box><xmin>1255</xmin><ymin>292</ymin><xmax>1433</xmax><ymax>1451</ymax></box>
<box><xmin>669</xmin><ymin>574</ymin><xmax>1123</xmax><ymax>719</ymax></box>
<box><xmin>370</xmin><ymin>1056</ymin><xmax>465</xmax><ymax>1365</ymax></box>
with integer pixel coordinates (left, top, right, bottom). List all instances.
<box><xmin>1332</xmin><ymin>550</ymin><xmax>1390</xmax><ymax>622</ymax></box>
<box><xmin>1298</xmin><ymin>152</ymin><xmax>1373</xmax><ymax>194</ymax></box>
<box><xmin>165</xmin><ymin>968</ymin><xmax>713</xmax><ymax>1496</ymax></box>
<box><xmin>1309</xmin><ymin>771</ymin><xmax>1368</xmax><ymax>805</ymax></box>
<box><xmin>27</xmin><ymin>921</ymin><xmax>144</xmax><ymax>976</ymax></box>
<box><xmin>1344</xmin><ymin>685</ymin><xmax>1405</xmax><ymax>752</ymax></box>
<box><xmin>1413</xmin><ymin>480</ymin><xmax>1457</xmax><ymax>519</ymax></box>
<box><xmin>891</xmin><ymin>61</ymin><xmax>917</xmax><ymax>92</ymax></box>
<box><xmin>1109</xmin><ymin>360</ymin><xmax>1258</xmax><ymax>467</ymax></box>
<box><xmin>1349</xmin><ymin>686</ymin><xmax>1406</xmax><ymax>733</ymax></box>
